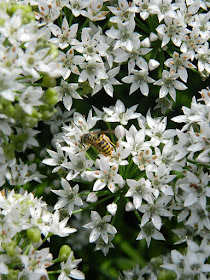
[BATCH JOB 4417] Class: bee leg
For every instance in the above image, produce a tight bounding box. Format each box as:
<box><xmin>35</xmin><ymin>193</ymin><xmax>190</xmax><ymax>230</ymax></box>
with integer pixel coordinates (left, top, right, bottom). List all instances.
<box><xmin>80</xmin><ymin>144</ymin><xmax>91</xmax><ymax>152</ymax></box>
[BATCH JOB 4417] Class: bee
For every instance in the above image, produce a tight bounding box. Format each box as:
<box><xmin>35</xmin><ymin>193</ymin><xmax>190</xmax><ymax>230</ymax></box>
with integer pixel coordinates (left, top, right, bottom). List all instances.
<box><xmin>81</xmin><ymin>131</ymin><xmax>115</xmax><ymax>157</ymax></box>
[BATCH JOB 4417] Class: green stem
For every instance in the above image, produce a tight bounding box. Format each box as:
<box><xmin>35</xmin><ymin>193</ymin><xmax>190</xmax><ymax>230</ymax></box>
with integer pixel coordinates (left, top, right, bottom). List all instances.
<box><xmin>52</xmin><ymin>257</ymin><xmax>63</xmax><ymax>264</ymax></box>
<box><xmin>124</xmin><ymin>157</ymin><xmax>134</xmax><ymax>179</ymax></box>
<box><xmin>68</xmin><ymin>12</ymin><xmax>74</xmax><ymax>27</ymax></box>
<box><xmin>78</xmin><ymin>18</ymin><xmax>89</xmax><ymax>35</ymax></box>
<box><xmin>48</xmin><ymin>270</ymin><xmax>61</xmax><ymax>275</ymax></box>
<box><xmin>72</xmin><ymin>193</ymin><xmax>115</xmax><ymax>214</ymax></box>
<box><xmin>42</xmin><ymin>234</ymin><xmax>52</xmax><ymax>245</ymax></box>
<box><xmin>187</xmin><ymin>158</ymin><xmax>210</xmax><ymax>169</ymax></box>
<box><xmin>135</xmin><ymin>17</ymin><xmax>151</xmax><ymax>34</ymax></box>
<box><xmin>23</xmin><ymin>242</ymin><xmax>32</xmax><ymax>255</ymax></box>
<box><xmin>0</xmin><ymin>131</ymin><xmax>8</xmax><ymax>144</ymax></box>
<box><xmin>106</xmin><ymin>122</ymin><xmax>116</xmax><ymax>145</ymax></box>
<box><xmin>134</xmin><ymin>209</ymin><xmax>141</xmax><ymax>223</ymax></box>
<box><xmin>129</xmin><ymin>164</ymin><xmax>140</xmax><ymax>178</ymax></box>
<box><xmin>134</xmin><ymin>170</ymin><xmax>146</xmax><ymax>181</ymax></box>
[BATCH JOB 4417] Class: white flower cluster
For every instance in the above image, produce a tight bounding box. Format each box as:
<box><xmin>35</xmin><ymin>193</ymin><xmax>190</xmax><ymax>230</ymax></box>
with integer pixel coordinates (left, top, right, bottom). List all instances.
<box><xmin>0</xmin><ymin>189</ymin><xmax>84</xmax><ymax>279</ymax></box>
<box><xmin>1</xmin><ymin>0</ymin><xmax>208</xmax><ymax>116</ymax></box>
<box><xmin>0</xmin><ymin>0</ymin><xmax>210</xmax><ymax>279</ymax></box>
<box><xmin>44</xmin><ymin>93</ymin><xmax>209</xmax><ymax>264</ymax></box>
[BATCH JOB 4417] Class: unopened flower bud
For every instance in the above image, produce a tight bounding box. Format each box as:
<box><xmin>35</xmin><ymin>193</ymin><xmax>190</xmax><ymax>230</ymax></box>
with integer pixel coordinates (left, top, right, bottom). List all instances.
<box><xmin>125</xmin><ymin>201</ymin><xmax>135</xmax><ymax>212</ymax></box>
<box><xmin>141</xmin><ymin>37</ymin><xmax>150</xmax><ymax>47</ymax></box>
<box><xmin>149</xmin><ymin>32</ymin><xmax>158</xmax><ymax>42</ymax></box>
<box><xmin>157</xmin><ymin>270</ymin><xmax>177</xmax><ymax>280</ymax></box>
<box><xmin>107</xmin><ymin>203</ymin><xmax>117</xmax><ymax>216</ymax></box>
<box><xmin>27</xmin><ymin>227</ymin><xmax>41</xmax><ymax>243</ymax></box>
<box><xmin>115</xmin><ymin>125</ymin><xmax>125</xmax><ymax>139</ymax></box>
<box><xmin>86</xmin><ymin>192</ymin><xmax>98</xmax><ymax>203</ymax></box>
<box><xmin>58</xmin><ymin>245</ymin><xmax>72</xmax><ymax>261</ymax></box>
<box><xmin>149</xmin><ymin>59</ymin><xmax>160</xmax><ymax>71</ymax></box>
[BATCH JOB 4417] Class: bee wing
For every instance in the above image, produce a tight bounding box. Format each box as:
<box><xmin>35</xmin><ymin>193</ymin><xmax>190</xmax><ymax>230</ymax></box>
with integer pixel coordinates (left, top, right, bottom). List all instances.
<box><xmin>91</xmin><ymin>129</ymin><xmax>114</xmax><ymax>135</ymax></box>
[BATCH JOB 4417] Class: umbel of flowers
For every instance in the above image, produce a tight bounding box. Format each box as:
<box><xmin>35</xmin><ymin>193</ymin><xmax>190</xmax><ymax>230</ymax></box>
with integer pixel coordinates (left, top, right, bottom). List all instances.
<box><xmin>0</xmin><ymin>0</ymin><xmax>209</xmax><ymax>279</ymax></box>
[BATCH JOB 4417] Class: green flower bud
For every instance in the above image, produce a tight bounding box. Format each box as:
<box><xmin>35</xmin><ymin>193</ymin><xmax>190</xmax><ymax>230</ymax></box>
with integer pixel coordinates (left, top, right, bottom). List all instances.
<box><xmin>5</xmin><ymin>103</ymin><xmax>15</xmax><ymax>117</ymax></box>
<box><xmin>2</xmin><ymin>240</ymin><xmax>17</xmax><ymax>257</ymax></box>
<box><xmin>157</xmin><ymin>270</ymin><xmax>177</xmax><ymax>280</ymax></box>
<box><xmin>42</xmin><ymin>75</ymin><xmax>57</xmax><ymax>88</ymax></box>
<box><xmin>10</xmin><ymin>133</ymin><xmax>28</xmax><ymax>152</ymax></box>
<box><xmin>49</xmin><ymin>44</ymin><xmax>59</xmax><ymax>59</ymax></box>
<box><xmin>27</xmin><ymin>228</ymin><xmax>41</xmax><ymax>243</ymax></box>
<box><xmin>3</xmin><ymin>143</ymin><xmax>16</xmax><ymax>160</ymax></box>
<box><xmin>0</xmin><ymin>18</ymin><xmax>5</xmax><ymax>26</ymax></box>
<box><xmin>40</xmin><ymin>104</ymin><xmax>57</xmax><ymax>121</ymax></box>
<box><xmin>6</xmin><ymin>270</ymin><xmax>19</xmax><ymax>280</ymax></box>
<box><xmin>45</xmin><ymin>88</ymin><xmax>59</xmax><ymax>105</ymax></box>
<box><xmin>58</xmin><ymin>245</ymin><xmax>72</xmax><ymax>261</ymax></box>
<box><xmin>80</xmin><ymin>81</ymin><xmax>92</xmax><ymax>96</ymax></box>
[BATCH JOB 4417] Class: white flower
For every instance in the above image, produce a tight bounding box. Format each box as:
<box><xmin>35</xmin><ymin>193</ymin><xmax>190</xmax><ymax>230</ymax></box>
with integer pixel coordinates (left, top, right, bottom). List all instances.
<box><xmin>196</xmin><ymin>42</ymin><xmax>210</xmax><ymax>75</ymax></box>
<box><xmin>145</xmin><ymin>115</ymin><xmax>176</xmax><ymax>146</ymax></box>
<box><xmin>78</xmin><ymin>57</ymin><xmax>108</xmax><ymax>88</ymax></box>
<box><xmin>49</xmin><ymin>210</ymin><xmax>77</xmax><ymax>237</ymax></box>
<box><xmin>20</xmin><ymin>246</ymin><xmax>52</xmax><ymax>276</ymax></box>
<box><xmin>43</xmin><ymin>143</ymin><xmax>68</xmax><ymax>173</ymax></box>
<box><xmin>62</xmin><ymin>152</ymin><xmax>94</xmax><ymax>181</ymax></box>
<box><xmin>83</xmin><ymin>211</ymin><xmax>117</xmax><ymax>244</ymax></box>
<box><xmin>56</xmin><ymin>80</ymin><xmax>82</xmax><ymax>111</ymax></box>
<box><xmin>81</xmin><ymin>0</ymin><xmax>108</xmax><ymax>21</ymax></box>
<box><xmin>86</xmin><ymin>192</ymin><xmax>98</xmax><ymax>203</ymax></box>
<box><xmin>0</xmin><ymin>68</ymin><xmax>24</xmax><ymax>101</ymax></box>
<box><xmin>94</xmin><ymin>236</ymin><xmax>115</xmax><ymax>256</ymax></box>
<box><xmin>122</xmin><ymin>68</ymin><xmax>155</xmax><ymax>96</ymax></box>
<box><xmin>156</xmin><ymin>15</ymin><xmax>190</xmax><ymax>47</ymax></box>
<box><xmin>150</xmin><ymin>0</ymin><xmax>179</xmax><ymax>22</ymax></box>
<box><xmin>103</xmin><ymin>100</ymin><xmax>141</xmax><ymax>125</ymax></box>
<box><xmin>68</xmin><ymin>0</ymin><xmax>89</xmax><ymax>17</ymax></box>
<box><xmin>71</xmin><ymin>26</ymin><xmax>109</xmax><ymax>62</ymax></box>
<box><xmin>177</xmin><ymin>170</ymin><xmax>210</xmax><ymax>209</ymax></box>
<box><xmin>131</xmin><ymin>0</ymin><xmax>153</xmax><ymax>20</ymax></box>
<box><xmin>180</xmin><ymin>30</ymin><xmax>205</xmax><ymax>61</ymax></box>
<box><xmin>189</xmin><ymin>12</ymin><xmax>210</xmax><ymax>40</ymax></box>
<box><xmin>165</xmin><ymin>51</ymin><xmax>196</xmax><ymax>82</ymax></box>
<box><xmin>19</xmin><ymin>86</ymin><xmax>43</xmax><ymax>115</ymax></box>
<box><xmin>185</xmin><ymin>203</ymin><xmax>210</xmax><ymax>231</ymax></box>
<box><xmin>139</xmin><ymin>196</ymin><xmax>173</xmax><ymax>230</ymax></box>
<box><xmin>58</xmin><ymin>251</ymin><xmax>85</xmax><ymax>280</ymax></box>
<box><xmin>93</xmin><ymin>157</ymin><xmax>124</xmax><ymax>193</ymax></box>
<box><xmin>136</xmin><ymin>222</ymin><xmax>165</xmax><ymax>247</ymax></box>
<box><xmin>93</xmin><ymin>66</ymin><xmax>121</xmax><ymax>97</ymax></box>
<box><xmin>146</xmin><ymin>163</ymin><xmax>175</xmax><ymax>197</ymax></box>
<box><xmin>106</xmin><ymin>18</ymin><xmax>140</xmax><ymax>52</ymax></box>
<box><xmin>52</xmin><ymin>179</ymin><xmax>83</xmax><ymax>216</ymax></box>
<box><xmin>125</xmin><ymin>125</ymin><xmax>146</xmax><ymax>156</ymax></box>
<box><xmin>154</xmin><ymin>70</ymin><xmax>187</xmax><ymax>101</ymax></box>
<box><xmin>58</xmin><ymin>48</ymin><xmax>84</xmax><ymax>80</ymax></box>
<box><xmin>6</xmin><ymin>159</ymin><xmax>45</xmax><ymax>186</ymax></box>
<box><xmin>126</xmin><ymin>178</ymin><xmax>155</xmax><ymax>209</ymax></box>
<box><xmin>114</xmin><ymin>37</ymin><xmax>152</xmax><ymax>74</ymax></box>
<box><xmin>108</xmin><ymin>0</ymin><xmax>136</xmax><ymax>23</ymax></box>
<box><xmin>49</xmin><ymin>18</ymin><xmax>78</xmax><ymax>49</ymax></box>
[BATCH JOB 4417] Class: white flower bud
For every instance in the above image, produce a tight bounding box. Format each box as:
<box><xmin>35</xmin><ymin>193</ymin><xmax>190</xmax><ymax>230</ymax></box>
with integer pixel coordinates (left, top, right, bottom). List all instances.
<box><xmin>107</xmin><ymin>203</ymin><xmax>117</xmax><ymax>216</ymax></box>
<box><xmin>86</xmin><ymin>192</ymin><xmax>98</xmax><ymax>203</ymax></box>
<box><xmin>141</xmin><ymin>37</ymin><xmax>150</xmax><ymax>47</ymax></box>
<box><xmin>125</xmin><ymin>201</ymin><xmax>135</xmax><ymax>212</ymax></box>
<box><xmin>149</xmin><ymin>32</ymin><xmax>158</xmax><ymax>42</ymax></box>
<box><xmin>115</xmin><ymin>125</ymin><xmax>126</xmax><ymax>139</ymax></box>
<box><xmin>149</xmin><ymin>59</ymin><xmax>160</xmax><ymax>71</ymax></box>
